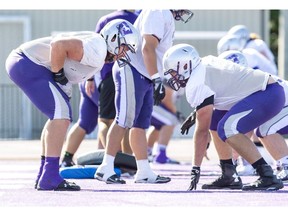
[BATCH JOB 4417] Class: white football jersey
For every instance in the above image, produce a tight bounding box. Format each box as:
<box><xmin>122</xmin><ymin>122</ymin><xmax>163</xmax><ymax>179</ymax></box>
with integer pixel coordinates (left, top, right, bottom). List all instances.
<box><xmin>20</xmin><ymin>31</ymin><xmax>107</xmax><ymax>84</ymax></box>
<box><xmin>242</xmin><ymin>48</ymin><xmax>278</xmax><ymax>75</ymax></box>
<box><xmin>245</xmin><ymin>39</ymin><xmax>276</xmax><ymax>65</ymax></box>
<box><xmin>129</xmin><ymin>10</ymin><xmax>175</xmax><ymax>79</ymax></box>
<box><xmin>185</xmin><ymin>56</ymin><xmax>270</xmax><ymax>110</ymax></box>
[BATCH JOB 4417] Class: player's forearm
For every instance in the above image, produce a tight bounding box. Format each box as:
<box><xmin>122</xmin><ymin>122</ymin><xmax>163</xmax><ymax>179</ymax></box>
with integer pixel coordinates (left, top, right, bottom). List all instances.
<box><xmin>50</xmin><ymin>40</ymin><xmax>68</xmax><ymax>73</ymax></box>
<box><xmin>142</xmin><ymin>36</ymin><xmax>159</xmax><ymax>77</ymax></box>
<box><xmin>192</xmin><ymin>129</ymin><xmax>210</xmax><ymax>166</ymax></box>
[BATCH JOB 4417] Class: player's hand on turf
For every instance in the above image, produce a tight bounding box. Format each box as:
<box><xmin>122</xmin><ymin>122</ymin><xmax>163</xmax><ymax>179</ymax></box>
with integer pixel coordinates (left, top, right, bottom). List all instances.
<box><xmin>187</xmin><ymin>166</ymin><xmax>200</xmax><ymax>191</ymax></box>
<box><xmin>152</xmin><ymin>74</ymin><xmax>165</xmax><ymax>106</ymax></box>
<box><xmin>180</xmin><ymin>110</ymin><xmax>196</xmax><ymax>135</ymax></box>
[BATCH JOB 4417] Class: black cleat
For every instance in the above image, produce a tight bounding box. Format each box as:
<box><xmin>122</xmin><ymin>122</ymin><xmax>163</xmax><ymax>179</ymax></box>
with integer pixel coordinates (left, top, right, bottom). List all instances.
<box><xmin>242</xmin><ymin>164</ymin><xmax>284</xmax><ymax>191</ymax></box>
<box><xmin>95</xmin><ymin>173</ymin><xmax>126</xmax><ymax>184</ymax></box>
<box><xmin>242</xmin><ymin>177</ymin><xmax>284</xmax><ymax>191</ymax></box>
<box><xmin>202</xmin><ymin>175</ymin><xmax>242</xmax><ymax>189</ymax></box>
<box><xmin>202</xmin><ymin>163</ymin><xmax>242</xmax><ymax>189</ymax></box>
<box><xmin>37</xmin><ymin>180</ymin><xmax>81</xmax><ymax>191</ymax></box>
<box><xmin>135</xmin><ymin>175</ymin><xmax>171</xmax><ymax>184</ymax></box>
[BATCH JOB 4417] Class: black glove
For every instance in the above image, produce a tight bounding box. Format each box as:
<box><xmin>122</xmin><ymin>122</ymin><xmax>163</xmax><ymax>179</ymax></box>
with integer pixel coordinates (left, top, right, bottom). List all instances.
<box><xmin>152</xmin><ymin>76</ymin><xmax>165</xmax><ymax>106</ymax></box>
<box><xmin>187</xmin><ymin>166</ymin><xmax>200</xmax><ymax>191</ymax></box>
<box><xmin>53</xmin><ymin>68</ymin><xmax>68</xmax><ymax>85</ymax></box>
<box><xmin>180</xmin><ymin>110</ymin><xmax>196</xmax><ymax>135</ymax></box>
<box><xmin>53</xmin><ymin>68</ymin><xmax>72</xmax><ymax>98</ymax></box>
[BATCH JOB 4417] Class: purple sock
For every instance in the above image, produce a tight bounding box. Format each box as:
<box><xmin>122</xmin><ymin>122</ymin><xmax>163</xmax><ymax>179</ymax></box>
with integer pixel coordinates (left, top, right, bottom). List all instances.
<box><xmin>155</xmin><ymin>149</ymin><xmax>168</xmax><ymax>163</ymax></box>
<box><xmin>38</xmin><ymin>157</ymin><xmax>64</xmax><ymax>190</ymax></box>
<box><xmin>34</xmin><ymin>156</ymin><xmax>45</xmax><ymax>188</ymax></box>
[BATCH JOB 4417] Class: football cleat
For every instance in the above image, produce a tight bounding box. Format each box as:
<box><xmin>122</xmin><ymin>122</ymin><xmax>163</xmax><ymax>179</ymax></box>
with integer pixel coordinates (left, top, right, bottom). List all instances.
<box><xmin>242</xmin><ymin>164</ymin><xmax>284</xmax><ymax>191</ymax></box>
<box><xmin>95</xmin><ymin>173</ymin><xmax>126</xmax><ymax>184</ymax></box>
<box><xmin>135</xmin><ymin>175</ymin><xmax>171</xmax><ymax>184</ymax></box>
<box><xmin>37</xmin><ymin>180</ymin><xmax>81</xmax><ymax>191</ymax></box>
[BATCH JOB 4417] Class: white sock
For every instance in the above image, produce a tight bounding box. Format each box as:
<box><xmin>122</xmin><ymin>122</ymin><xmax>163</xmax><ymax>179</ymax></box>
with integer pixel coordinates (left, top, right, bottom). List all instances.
<box><xmin>136</xmin><ymin>159</ymin><xmax>151</xmax><ymax>172</ymax></box>
<box><xmin>136</xmin><ymin>159</ymin><xmax>156</xmax><ymax>177</ymax></box>
<box><xmin>135</xmin><ymin>160</ymin><xmax>157</xmax><ymax>182</ymax></box>
<box><xmin>102</xmin><ymin>154</ymin><xmax>115</xmax><ymax>165</ymax></box>
<box><xmin>99</xmin><ymin>154</ymin><xmax>115</xmax><ymax>174</ymax></box>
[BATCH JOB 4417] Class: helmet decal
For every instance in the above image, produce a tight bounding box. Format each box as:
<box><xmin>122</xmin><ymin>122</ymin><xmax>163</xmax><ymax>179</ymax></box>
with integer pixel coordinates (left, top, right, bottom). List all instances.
<box><xmin>100</xmin><ymin>19</ymin><xmax>140</xmax><ymax>67</ymax></box>
<box><xmin>218</xmin><ymin>50</ymin><xmax>248</xmax><ymax>67</ymax></box>
<box><xmin>226</xmin><ymin>54</ymin><xmax>240</xmax><ymax>64</ymax></box>
<box><xmin>119</xmin><ymin>22</ymin><xmax>133</xmax><ymax>35</ymax></box>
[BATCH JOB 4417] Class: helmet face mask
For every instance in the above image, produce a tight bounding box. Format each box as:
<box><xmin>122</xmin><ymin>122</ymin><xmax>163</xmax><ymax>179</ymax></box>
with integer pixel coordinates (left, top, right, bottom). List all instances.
<box><xmin>114</xmin><ymin>34</ymin><xmax>133</xmax><ymax>67</ymax></box>
<box><xmin>172</xmin><ymin>10</ymin><xmax>194</xmax><ymax>23</ymax></box>
<box><xmin>163</xmin><ymin>44</ymin><xmax>200</xmax><ymax>91</ymax></box>
<box><xmin>164</xmin><ymin>61</ymin><xmax>192</xmax><ymax>91</ymax></box>
<box><xmin>101</xmin><ymin>19</ymin><xmax>139</xmax><ymax>67</ymax></box>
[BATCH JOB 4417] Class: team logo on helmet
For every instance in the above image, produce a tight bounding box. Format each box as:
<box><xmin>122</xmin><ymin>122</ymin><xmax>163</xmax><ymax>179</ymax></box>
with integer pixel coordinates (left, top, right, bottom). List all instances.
<box><xmin>226</xmin><ymin>54</ymin><xmax>241</xmax><ymax>64</ymax></box>
<box><xmin>119</xmin><ymin>22</ymin><xmax>133</xmax><ymax>35</ymax></box>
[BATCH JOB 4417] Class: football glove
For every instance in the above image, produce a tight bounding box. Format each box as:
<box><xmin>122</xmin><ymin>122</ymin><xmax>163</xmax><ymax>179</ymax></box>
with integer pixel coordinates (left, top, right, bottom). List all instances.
<box><xmin>53</xmin><ymin>68</ymin><xmax>68</xmax><ymax>85</ymax></box>
<box><xmin>52</xmin><ymin>68</ymin><xmax>72</xmax><ymax>98</ymax></box>
<box><xmin>152</xmin><ymin>75</ymin><xmax>165</xmax><ymax>106</ymax></box>
<box><xmin>187</xmin><ymin>166</ymin><xmax>200</xmax><ymax>191</ymax></box>
<box><xmin>180</xmin><ymin>110</ymin><xmax>196</xmax><ymax>135</ymax></box>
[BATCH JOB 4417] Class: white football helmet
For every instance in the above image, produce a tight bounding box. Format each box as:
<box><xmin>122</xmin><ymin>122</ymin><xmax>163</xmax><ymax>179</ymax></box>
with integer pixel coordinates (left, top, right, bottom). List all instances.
<box><xmin>163</xmin><ymin>44</ymin><xmax>201</xmax><ymax>91</ymax></box>
<box><xmin>217</xmin><ymin>35</ymin><xmax>243</xmax><ymax>55</ymax></box>
<box><xmin>100</xmin><ymin>19</ymin><xmax>140</xmax><ymax>67</ymax></box>
<box><xmin>218</xmin><ymin>50</ymin><xmax>248</xmax><ymax>67</ymax></box>
<box><xmin>227</xmin><ymin>25</ymin><xmax>250</xmax><ymax>48</ymax></box>
<box><xmin>171</xmin><ymin>10</ymin><xmax>194</xmax><ymax>23</ymax></box>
